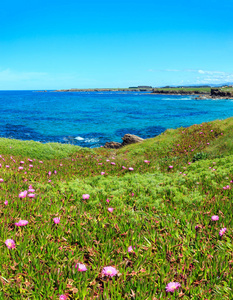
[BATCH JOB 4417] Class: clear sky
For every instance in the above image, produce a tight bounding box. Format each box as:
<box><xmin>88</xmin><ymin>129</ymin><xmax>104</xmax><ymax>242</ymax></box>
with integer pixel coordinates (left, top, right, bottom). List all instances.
<box><xmin>0</xmin><ymin>0</ymin><xmax>233</xmax><ymax>90</ymax></box>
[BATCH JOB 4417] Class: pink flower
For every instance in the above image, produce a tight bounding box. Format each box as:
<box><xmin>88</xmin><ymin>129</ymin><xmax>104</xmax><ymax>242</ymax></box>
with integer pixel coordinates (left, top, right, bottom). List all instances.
<box><xmin>5</xmin><ymin>239</ymin><xmax>16</xmax><ymax>249</ymax></box>
<box><xmin>128</xmin><ymin>246</ymin><xmax>135</xmax><ymax>253</ymax></box>
<box><xmin>129</xmin><ymin>167</ymin><xmax>134</xmax><ymax>171</ymax></box>
<box><xmin>4</xmin><ymin>200</ymin><xmax>8</xmax><ymax>205</ymax></box>
<box><xmin>15</xmin><ymin>220</ymin><xmax>28</xmax><ymax>226</ymax></box>
<box><xmin>20</xmin><ymin>161</ymin><xmax>24</xmax><ymax>164</ymax></box>
<box><xmin>111</xmin><ymin>162</ymin><xmax>116</xmax><ymax>165</ymax></box>
<box><xmin>108</xmin><ymin>207</ymin><xmax>114</xmax><ymax>213</ymax></box>
<box><xmin>53</xmin><ymin>217</ymin><xmax>60</xmax><ymax>224</ymax></box>
<box><xmin>169</xmin><ymin>165</ymin><xmax>173</xmax><ymax>169</ymax></box>
<box><xmin>39</xmin><ymin>161</ymin><xmax>43</xmax><ymax>164</ymax></box>
<box><xmin>18</xmin><ymin>166</ymin><xmax>23</xmax><ymax>170</ymax></box>
<box><xmin>59</xmin><ymin>164</ymin><xmax>63</xmax><ymax>166</ymax></box>
<box><xmin>122</xmin><ymin>166</ymin><xmax>126</xmax><ymax>169</ymax></box>
<box><xmin>144</xmin><ymin>160</ymin><xmax>150</xmax><ymax>163</ymax></box>
<box><xmin>29</xmin><ymin>164</ymin><xmax>33</xmax><ymax>168</ymax></box>
<box><xmin>59</xmin><ymin>295</ymin><xmax>67</xmax><ymax>300</ymax></box>
<box><xmin>211</xmin><ymin>215</ymin><xmax>219</xmax><ymax>221</ymax></box>
<box><xmin>195</xmin><ymin>225</ymin><xmax>201</xmax><ymax>230</ymax></box>
<box><xmin>28</xmin><ymin>193</ymin><xmax>35</xmax><ymax>198</ymax></box>
<box><xmin>101</xmin><ymin>172</ymin><xmax>105</xmax><ymax>175</ymax></box>
<box><xmin>82</xmin><ymin>194</ymin><xmax>90</xmax><ymax>200</ymax></box>
<box><xmin>28</xmin><ymin>159</ymin><xmax>33</xmax><ymax>162</ymax></box>
<box><xmin>48</xmin><ymin>171</ymin><xmax>52</xmax><ymax>176</ymax></box>
<box><xmin>219</xmin><ymin>228</ymin><xmax>227</xmax><ymax>236</ymax></box>
<box><xmin>165</xmin><ymin>282</ymin><xmax>181</xmax><ymax>293</ymax></box>
<box><xmin>28</xmin><ymin>188</ymin><xmax>35</xmax><ymax>193</ymax></box>
<box><xmin>102</xmin><ymin>266</ymin><xmax>118</xmax><ymax>277</ymax></box>
<box><xmin>0</xmin><ymin>178</ymin><xmax>3</xmax><ymax>182</ymax></box>
<box><xmin>19</xmin><ymin>191</ymin><xmax>27</xmax><ymax>198</ymax></box>
<box><xmin>75</xmin><ymin>263</ymin><xmax>87</xmax><ymax>272</ymax></box>
<box><xmin>106</xmin><ymin>159</ymin><xmax>110</xmax><ymax>162</ymax></box>
<box><xmin>131</xmin><ymin>193</ymin><xmax>134</xmax><ymax>196</ymax></box>
<box><xmin>106</xmin><ymin>199</ymin><xmax>110</xmax><ymax>203</ymax></box>
<box><xmin>98</xmin><ymin>163</ymin><xmax>103</xmax><ymax>165</ymax></box>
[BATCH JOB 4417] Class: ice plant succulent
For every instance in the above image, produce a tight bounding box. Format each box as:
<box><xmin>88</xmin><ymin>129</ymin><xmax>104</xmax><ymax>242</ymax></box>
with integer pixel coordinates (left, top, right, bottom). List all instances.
<box><xmin>53</xmin><ymin>217</ymin><xmax>60</xmax><ymax>224</ymax></box>
<box><xmin>28</xmin><ymin>193</ymin><xmax>35</xmax><ymax>198</ymax></box>
<box><xmin>15</xmin><ymin>220</ymin><xmax>28</xmax><ymax>226</ymax></box>
<box><xmin>219</xmin><ymin>228</ymin><xmax>227</xmax><ymax>236</ymax></box>
<box><xmin>165</xmin><ymin>282</ymin><xmax>181</xmax><ymax>293</ymax></box>
<box><xmin>128</xmin><ymin>246</ymin><xmax>135</xmax><ymax>253</ymax></box>
<box><xmin>211</xmin><ymin>215</ymin><xmax>219</xmax><ymax>221</ymax></box>
<box><xmin>19</xmin><ymin>190</ymin><xmax>27</xmax><ymax>198</ymax></box>
<box><xmin>5</xmin><ymin>239</ymin><xmax>16</xmax><ymax>249</ymax></box>
<box><xmin>82</xmin><ymin>194</ymin><xmax>90</xmax><ymax>200</ymax></box>
<box><xmin>59</xmin><ymin>295</ymin><xmax>67</xmax><ymax>300</ymax></box>
<box><xmin>102</xmin><ymin>266</ymin><xmax>118</xmax><ymax>277</ymax></box>
<box><xmin>75</xmin><ymin>263</ymin><xmax>87</xmax><ymax>272</ymax></box>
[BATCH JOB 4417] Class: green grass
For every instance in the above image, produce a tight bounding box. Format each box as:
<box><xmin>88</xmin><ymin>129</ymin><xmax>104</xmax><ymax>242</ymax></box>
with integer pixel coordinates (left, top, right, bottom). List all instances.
<box><xmin>153</xmin><ymin>87</ymin><xmax>211</xmax><ymax>93</ymax></box>
<box><xmin>219</xmin><ymin>86</ymin><xmax>233</xmax><ymax>93</ymax></box>
<box><xmin>1</xmin><ymin>117</ymin><xmax>233</xmax><ymax>299</ymax></box>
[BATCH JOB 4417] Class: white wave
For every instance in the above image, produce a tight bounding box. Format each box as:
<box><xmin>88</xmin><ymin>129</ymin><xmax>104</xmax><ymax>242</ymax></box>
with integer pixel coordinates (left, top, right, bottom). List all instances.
<box><xmin>74</xmin><ymin>136</ymin><xmax>84</xmax><ymax>140</ymax></box>
<box><xmin>84</xmin><ymin>138</ymin><xmax>99</xmax><ymax>143</ymax></box>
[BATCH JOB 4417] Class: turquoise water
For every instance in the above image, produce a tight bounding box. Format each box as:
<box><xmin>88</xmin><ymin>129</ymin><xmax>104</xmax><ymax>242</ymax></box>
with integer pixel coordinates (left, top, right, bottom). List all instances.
<box><xmin>0</xmin><ymin>91</ymin><xmax>233</xmax><ymax>147</ymax></box>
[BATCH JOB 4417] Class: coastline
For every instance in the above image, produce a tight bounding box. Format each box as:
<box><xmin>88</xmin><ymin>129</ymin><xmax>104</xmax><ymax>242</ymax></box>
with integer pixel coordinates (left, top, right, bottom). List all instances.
<box><xmin>51</xmin><ymin>86</ymin><xmax>233</xmax><ymax>100</ymax></box>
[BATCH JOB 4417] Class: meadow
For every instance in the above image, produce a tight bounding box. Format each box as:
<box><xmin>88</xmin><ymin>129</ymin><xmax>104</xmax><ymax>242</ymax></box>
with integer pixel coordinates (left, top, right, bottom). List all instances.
<box><xmin>152</xmin><ymin>87</ymin><xmax>211</xmax><ymax>93</ymax></box>
<box><xmin>1</xmin><ymin>117</ymin><xmax>233</xmax><ymax>299</ymax></box>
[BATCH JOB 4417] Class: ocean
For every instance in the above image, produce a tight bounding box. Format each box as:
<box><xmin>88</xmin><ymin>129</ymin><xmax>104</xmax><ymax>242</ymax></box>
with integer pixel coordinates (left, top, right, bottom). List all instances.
<box><xmin>0</xmin><ymin>90</ymin><xmax>233</xmax><ymax>148</ymax></box>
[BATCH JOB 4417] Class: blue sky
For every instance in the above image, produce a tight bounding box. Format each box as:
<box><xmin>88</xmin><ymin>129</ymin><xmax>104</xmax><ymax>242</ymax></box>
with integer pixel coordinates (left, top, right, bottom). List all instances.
<box><xmin>0</xmin><ymin>0</ymin><xmax>233</xmax><ymax>90</ymax></box>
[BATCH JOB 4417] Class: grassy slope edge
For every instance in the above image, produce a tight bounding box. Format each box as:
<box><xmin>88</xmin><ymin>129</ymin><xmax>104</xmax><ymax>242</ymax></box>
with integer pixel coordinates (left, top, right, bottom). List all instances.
<box><xmin>0</xmin><ymin>117</ymin><xmax>233</xmax><ymax>299</ymax></box>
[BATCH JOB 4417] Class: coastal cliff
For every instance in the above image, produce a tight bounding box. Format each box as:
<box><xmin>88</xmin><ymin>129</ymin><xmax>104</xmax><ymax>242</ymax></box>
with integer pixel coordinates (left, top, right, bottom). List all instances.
<box><xmin>211</xmin><ymin>88</ymin><xmax>233</xmax><ymax>98</ymax></box>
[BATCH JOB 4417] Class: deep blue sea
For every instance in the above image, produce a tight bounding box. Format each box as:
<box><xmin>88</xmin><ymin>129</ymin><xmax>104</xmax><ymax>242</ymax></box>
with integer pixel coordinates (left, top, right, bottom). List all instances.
<box><xmin>0</xmin><ymin>90</ymin><xmax>233</xmax><ymax>148</ymax></box>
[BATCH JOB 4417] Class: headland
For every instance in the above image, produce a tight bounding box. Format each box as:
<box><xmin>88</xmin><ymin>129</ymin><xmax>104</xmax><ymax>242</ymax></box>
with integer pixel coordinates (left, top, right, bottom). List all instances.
<box><xmin>53</xmin><ymin>85</ymin><xmax>233</xmax><ymax>99</ymax></box>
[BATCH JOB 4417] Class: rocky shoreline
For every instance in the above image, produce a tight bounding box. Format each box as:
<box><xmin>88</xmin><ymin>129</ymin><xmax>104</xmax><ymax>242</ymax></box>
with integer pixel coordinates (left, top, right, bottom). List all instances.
<box><xmin>49</xmin><ymin>87</ymin><xmax>233</xmax><ymax>99</ymax></box>
<box><xmin>104</xmin><ymin>134</ymin><xmax>144</xmax><ymax>149</ymax></box>
<box><xmin>152</xmin><ymin>88</ymin><xmax>233</xmax><ymax>100</ymax></box>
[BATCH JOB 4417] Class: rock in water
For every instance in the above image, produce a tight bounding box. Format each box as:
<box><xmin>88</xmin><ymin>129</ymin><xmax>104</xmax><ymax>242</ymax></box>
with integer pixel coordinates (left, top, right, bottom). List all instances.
<box><xmin>121</xmin><ymin>134</ymin><xmax>144</xmax><ymax>146</ymax></box>
<box><xmin>104</xmin><ymin>134</ymin><xmax>144</xmax><ymax>148</ymax></box>
<box><xmin>104</xmin><ymin>142</ymin><xmax>122</xmax><ymax>149</ymax></box>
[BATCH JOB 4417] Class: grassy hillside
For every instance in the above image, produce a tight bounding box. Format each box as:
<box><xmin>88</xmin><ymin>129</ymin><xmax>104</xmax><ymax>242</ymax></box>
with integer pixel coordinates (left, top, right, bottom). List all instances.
<box><xmin>153</xmin><ymin>87</ymin><xmax>211</xmax><ymax>93</ymax></box>
<box><xmin>1</xmin><ymin>117</ymin><xmax>233</xmax><ymax>299</ymax></box>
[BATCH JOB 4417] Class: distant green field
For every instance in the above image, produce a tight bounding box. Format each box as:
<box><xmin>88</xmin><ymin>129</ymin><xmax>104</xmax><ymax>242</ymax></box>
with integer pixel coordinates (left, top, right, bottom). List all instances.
<box><xmin>220</xmin><ymin>86</ymin><xmax>233</xmax><ymax>92</ymax></box>
<box><xmin>153</xmin><ymin>87</ymin><xmax>211</xmax><ymax>93</ymax></box>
